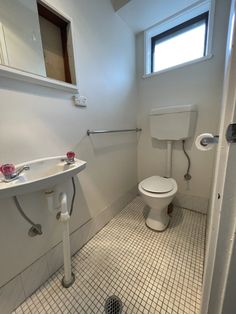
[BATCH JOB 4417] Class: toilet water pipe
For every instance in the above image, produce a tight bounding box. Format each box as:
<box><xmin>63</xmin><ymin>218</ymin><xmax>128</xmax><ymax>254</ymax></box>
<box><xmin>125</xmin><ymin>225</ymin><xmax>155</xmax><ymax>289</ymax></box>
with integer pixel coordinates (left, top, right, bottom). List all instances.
<box><xmin>59</xmin><ymin>192</ymin><xmax>75</xmax><ymax>288</ymax></box>
<box><xmin>166</xmin><ymin>140</ymin><xmax>172</xmax><ymax>178</ymax></box>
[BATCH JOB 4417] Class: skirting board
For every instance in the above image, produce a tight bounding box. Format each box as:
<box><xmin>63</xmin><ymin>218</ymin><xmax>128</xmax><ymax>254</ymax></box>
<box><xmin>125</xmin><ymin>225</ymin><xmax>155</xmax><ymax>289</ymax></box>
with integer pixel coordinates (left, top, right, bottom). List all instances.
<box><xmin>0</xmin><ymin>186</ymin><xmax>138</xmax><ymax>314</ymax></box>
<box><xmin>173</xmin><ymin>192</ymin><xmax>209</xmax><ymax>214</ymax></box>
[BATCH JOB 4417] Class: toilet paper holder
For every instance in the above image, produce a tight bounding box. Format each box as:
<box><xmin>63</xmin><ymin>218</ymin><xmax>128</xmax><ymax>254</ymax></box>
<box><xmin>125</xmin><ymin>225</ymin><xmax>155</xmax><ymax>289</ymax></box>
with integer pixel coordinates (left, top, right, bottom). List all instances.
<box><xmin>198</xmin><ymin>123</ymin><xmax>236</xmax><ymax>148</ymax></box>
<box><xmin>200</xmin><ymin>135</ymin><xmax>219</xmax><ymax>146</ymax></box>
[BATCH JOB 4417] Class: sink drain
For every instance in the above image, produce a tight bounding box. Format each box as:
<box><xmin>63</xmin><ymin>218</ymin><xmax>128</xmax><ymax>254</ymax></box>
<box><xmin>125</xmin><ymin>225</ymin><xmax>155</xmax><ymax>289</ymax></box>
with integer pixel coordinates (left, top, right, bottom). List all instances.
<box><xmin>104</xmin><ymin>295</ymin><xmax>123</xmax><ymax>314</ymax></box>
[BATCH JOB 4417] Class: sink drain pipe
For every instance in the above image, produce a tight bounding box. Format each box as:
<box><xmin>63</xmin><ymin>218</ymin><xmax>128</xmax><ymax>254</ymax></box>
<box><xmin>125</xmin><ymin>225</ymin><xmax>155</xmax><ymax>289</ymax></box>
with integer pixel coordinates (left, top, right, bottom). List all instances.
<box><xmin>59</xmin><ymin>192</ymin><xmax>75</xmax><ymax>288</ymax></box>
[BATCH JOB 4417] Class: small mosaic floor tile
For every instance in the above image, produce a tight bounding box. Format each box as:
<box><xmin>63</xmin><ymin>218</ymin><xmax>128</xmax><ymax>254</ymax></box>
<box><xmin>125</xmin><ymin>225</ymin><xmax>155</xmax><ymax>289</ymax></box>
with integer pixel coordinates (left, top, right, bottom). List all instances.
<box><xmin>13</xmin><ymin>197</ymin><xmax>206</xmax><ymax>314</ymax></box>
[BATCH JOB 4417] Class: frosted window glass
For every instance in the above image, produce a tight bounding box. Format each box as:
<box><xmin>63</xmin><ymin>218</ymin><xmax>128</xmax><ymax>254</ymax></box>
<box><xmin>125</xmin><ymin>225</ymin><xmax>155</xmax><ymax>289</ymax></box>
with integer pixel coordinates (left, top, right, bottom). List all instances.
<box><xmin>153</xmin><ymin>22</ymin><xmax>206</xmax><ymax>72</ymax></box>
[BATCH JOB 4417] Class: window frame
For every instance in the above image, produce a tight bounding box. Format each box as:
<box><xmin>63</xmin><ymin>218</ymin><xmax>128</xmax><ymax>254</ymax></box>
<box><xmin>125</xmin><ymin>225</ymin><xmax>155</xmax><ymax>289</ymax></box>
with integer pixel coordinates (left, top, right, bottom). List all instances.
<box><xmin>150</xmin><ymin>12</ymin><xmax>209</xmax><ymax>73</ymax></box>
<box><xmin>144</xmin><ymin>0</ymin><xmax>215</xmax><ymax>77</ymax></box>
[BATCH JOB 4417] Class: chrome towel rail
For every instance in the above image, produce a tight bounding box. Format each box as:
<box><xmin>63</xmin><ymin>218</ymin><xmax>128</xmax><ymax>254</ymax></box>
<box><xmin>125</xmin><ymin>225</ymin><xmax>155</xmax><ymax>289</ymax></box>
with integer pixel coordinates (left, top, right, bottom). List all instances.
<box><xmin>87</xmin><ymin>128</ymin><xmax>142</xmax><ymax>136</ymax></box>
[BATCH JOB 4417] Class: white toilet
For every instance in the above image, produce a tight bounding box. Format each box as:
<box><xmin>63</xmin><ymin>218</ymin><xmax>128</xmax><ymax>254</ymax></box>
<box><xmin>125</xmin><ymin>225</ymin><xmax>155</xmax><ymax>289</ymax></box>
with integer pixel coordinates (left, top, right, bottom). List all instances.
<box><xmin>139</xmin><ymin>176</ymin><xmax>178</xmax><ymax>231</ymax></box>
<box><xmin>139</xmin><ymin>105</ymin><xmax>197</xmax><ymax>231</ymax></box>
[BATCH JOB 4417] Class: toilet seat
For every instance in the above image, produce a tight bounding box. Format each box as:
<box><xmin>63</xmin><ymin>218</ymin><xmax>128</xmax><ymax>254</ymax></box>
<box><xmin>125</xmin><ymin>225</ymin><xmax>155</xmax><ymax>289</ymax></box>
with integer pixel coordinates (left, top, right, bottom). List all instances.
<box><xmin>141</xmin><ymin>176</ymin><xmax>174</xmax><ymax>194</ymax></box>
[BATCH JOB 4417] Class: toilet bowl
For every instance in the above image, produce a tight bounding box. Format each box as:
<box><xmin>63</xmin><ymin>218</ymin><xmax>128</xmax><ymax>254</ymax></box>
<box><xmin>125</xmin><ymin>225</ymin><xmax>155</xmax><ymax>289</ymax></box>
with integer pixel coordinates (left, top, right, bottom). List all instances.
<box><xmin>138</xmin><ymin>176</ymin><xmax>178</xmax><ymax>231</ymax></box>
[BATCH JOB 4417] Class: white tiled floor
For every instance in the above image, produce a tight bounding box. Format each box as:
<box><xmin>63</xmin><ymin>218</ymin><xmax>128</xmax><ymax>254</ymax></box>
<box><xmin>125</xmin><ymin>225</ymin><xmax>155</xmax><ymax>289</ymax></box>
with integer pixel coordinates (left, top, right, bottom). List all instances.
<box><xmin>13</xmin><ymin>197</ymin><xmax>206</xmax><ymax>314</ymax></box>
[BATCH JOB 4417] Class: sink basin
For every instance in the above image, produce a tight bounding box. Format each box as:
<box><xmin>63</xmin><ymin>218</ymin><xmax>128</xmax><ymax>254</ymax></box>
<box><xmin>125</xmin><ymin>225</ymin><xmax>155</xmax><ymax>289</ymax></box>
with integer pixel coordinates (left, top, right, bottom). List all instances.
<box><xmin>0</xmin><ymin>156</ymin><xmax>86</xmax><ymax>199</ymax></box>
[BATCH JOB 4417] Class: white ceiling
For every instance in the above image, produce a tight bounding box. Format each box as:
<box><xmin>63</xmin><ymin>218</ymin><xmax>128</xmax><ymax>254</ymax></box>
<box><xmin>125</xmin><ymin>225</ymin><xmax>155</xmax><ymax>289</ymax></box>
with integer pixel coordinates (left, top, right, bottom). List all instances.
<box><xmin>115</xmin><ymin>0</ymin><xmax>206</xmax><ymax>34</ymax></box>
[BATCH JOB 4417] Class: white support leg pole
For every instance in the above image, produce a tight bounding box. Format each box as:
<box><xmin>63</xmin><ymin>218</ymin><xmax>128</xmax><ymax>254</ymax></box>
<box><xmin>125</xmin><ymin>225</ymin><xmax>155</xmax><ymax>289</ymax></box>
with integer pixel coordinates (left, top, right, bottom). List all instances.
<box><xmin>59</xmin><ymin>192</ymin><xmax>75</xmax><ymax>288</ymax></box>
<box><xmin>166</xmin><ymin>141</ymin><xmax>173</xmax><ymax>178</ymax></box>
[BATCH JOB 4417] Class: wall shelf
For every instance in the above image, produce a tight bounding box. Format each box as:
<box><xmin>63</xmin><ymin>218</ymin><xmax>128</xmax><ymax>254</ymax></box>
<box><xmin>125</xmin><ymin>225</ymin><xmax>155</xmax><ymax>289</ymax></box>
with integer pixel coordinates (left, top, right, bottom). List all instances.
<box><xmin>0</xmin><ymin>64</ymin><xmax>78</xmax><ymax>92</ymax></box>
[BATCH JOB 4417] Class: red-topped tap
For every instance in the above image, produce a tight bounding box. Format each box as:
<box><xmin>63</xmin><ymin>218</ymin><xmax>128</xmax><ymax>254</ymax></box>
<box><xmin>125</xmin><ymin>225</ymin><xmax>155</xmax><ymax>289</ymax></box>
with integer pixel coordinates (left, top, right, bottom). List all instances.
<box><xmin>67</xmin><ymin>151</ymin><xmax>75</xmax><ymax>162</ymax></box>
<box><xmin>0</xmin><ymin>163</ymin><xmax>30</xmax><ymax>181</ymax></box>
<box><xmin>61</xmin><ymin>152</ymin><xmax>76</xmax><ymax>165</ymax></box>
<box><xmin>0</xmin><ymin>164</ymin><xmax>16</xmax><ymax>179</ymax></box>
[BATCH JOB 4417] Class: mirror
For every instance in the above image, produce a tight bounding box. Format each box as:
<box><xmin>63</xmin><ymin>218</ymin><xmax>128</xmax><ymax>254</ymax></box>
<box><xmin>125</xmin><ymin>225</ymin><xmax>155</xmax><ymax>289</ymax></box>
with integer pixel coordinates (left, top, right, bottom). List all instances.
<box><xmin>0</xmin><ymin>0</ymin><xmax>77</xmax><ymax>88</ymax></box>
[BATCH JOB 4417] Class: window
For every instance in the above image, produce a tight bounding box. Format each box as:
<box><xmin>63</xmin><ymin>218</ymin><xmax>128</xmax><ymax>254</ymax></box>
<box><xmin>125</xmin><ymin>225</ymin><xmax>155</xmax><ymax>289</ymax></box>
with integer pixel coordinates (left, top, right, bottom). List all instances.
<box><xmin>144</xmin><ymin>1</ymin><xmax>214</xmax><ymax>76</ymax></box>
<box><xmin>151</xmin><ymin>12</ymin><xmax>209</xmax><ymax>73</ymax></box>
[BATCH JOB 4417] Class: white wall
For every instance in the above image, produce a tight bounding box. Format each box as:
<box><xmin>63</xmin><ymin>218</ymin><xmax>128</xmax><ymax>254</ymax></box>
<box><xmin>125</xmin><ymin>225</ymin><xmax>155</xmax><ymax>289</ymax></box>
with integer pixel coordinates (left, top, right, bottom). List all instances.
<box><xmin>0</xmin><ymin>0</ymin><xmax>137</xmax><ymax>288</ymax></box>
<box><xmin>136</xmin><ymin>0</ymin><xmax>230</xmax><ymax>212</ymax></box>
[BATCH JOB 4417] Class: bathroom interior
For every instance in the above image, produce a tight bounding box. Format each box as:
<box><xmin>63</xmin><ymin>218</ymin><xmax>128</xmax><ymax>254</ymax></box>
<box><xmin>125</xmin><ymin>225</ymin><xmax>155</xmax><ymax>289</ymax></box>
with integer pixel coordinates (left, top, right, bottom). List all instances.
<box><xmin>1</xmin><ymin>0</ymin><xmax>236</xmax><ymax>313</ymax></box>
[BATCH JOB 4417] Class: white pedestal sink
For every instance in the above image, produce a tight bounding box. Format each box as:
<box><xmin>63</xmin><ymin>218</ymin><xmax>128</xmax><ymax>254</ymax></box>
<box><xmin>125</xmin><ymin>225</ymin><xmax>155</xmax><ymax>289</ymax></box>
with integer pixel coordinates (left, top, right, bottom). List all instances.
<box><xmin>0</xmin><ymin>154</ymin><xmax>86</xmax><ymax>288</ymax></box>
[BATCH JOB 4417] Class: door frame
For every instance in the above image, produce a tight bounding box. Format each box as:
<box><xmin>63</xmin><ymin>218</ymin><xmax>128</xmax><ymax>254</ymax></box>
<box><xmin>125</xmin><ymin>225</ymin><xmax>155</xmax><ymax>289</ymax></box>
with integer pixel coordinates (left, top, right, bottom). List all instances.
<box><xmin>201</xmin><ymin>0</ymin><xmax>236</xmax><ymax>313</ymax></box>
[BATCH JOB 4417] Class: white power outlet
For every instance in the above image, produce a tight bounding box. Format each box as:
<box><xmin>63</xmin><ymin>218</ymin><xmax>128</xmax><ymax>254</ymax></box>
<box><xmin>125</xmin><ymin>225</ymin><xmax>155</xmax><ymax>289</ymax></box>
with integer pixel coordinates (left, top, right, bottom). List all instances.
<box><xmin>72</xmin><ymin>94</ymin><xmax>87</xmax><ymax>107</ymax></box>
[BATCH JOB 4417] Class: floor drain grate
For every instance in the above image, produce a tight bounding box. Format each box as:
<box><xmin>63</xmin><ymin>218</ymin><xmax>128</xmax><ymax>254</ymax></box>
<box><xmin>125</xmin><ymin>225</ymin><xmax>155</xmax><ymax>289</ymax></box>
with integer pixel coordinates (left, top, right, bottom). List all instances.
<box><xmin>104</xmin><ymin>295</ymin><xmax>123</xmax><ymax>314</ymax></box>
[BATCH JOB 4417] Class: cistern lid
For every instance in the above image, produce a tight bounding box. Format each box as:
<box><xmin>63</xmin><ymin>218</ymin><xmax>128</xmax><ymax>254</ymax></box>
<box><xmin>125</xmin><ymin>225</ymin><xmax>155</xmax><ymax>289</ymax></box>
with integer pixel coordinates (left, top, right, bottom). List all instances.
<box><xmin>141</xmin><ymin>176</ymin><xmax>174</xmax><ymax>193</ymax></box>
